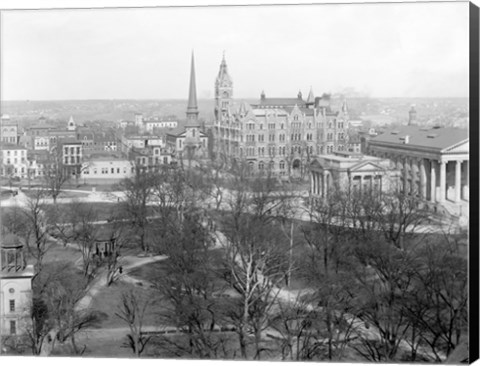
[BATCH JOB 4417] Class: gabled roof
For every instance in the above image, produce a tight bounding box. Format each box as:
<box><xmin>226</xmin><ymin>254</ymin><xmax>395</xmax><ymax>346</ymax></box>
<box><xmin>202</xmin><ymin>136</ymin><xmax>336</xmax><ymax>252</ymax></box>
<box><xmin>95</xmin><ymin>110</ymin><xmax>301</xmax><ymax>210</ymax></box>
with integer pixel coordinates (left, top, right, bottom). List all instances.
<box><xmin>167</xmin><ymin>126</ymin><xmax>187</xmax><ymax>137</ymax></box>
<box><xmin>255</xmin><ymin>98</ymin><xmax>307</xmax><ymax>108</ymax></box>
<box><xmin>370</xmin><ymin>126</ymin><xmax>468</xmax><ymax>151</ymax></box>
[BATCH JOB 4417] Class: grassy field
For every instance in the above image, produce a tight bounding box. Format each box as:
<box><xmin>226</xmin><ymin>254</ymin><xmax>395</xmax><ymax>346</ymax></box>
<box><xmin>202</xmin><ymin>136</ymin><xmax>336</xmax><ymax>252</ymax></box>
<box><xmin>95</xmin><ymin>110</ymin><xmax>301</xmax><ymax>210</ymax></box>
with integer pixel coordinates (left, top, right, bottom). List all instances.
<box><xmin>21</xmin><ymin>188</ymin><xmax>90</xmax><ymax>200</ymax></box>
<box><xmin>89</xmin><ymin>278</ymin><xmax>166</xmax><ymax>329</ymax></box>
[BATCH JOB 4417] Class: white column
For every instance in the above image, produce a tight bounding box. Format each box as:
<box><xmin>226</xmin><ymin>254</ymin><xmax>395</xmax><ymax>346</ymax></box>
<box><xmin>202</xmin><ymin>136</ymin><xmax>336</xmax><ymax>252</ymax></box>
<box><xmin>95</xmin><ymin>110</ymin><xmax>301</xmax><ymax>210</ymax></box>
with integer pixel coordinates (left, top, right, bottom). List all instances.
<box><xmin>323</xmin><ymin>171</ymin><xmax>327</xmax><ymax>197</ymax></box>
<box><xmin>403</xmin><ymin>158</ymin><xmax>409</xmax><ymax>194</ymax></box>
<box><xmin>419</xmin><ymin>159</ymin><xmax>426</xmax><ymax>199</ymax></box>
<box><xmin>310</xmin><ymin>171</ymin><xmax>315</xmax><ymax>195</ymax></box>
<box><xmin>455</xmin><ymin>160</ymin><xmax>462</xmax><ymax>202</ymax></box>
<box><xmin>430</xmin><ymin>160</ymin><xmax>436</xmax><ymax>203</ymax></box>
<box><xmin>438</xmin><ymin>161</ymin><xmax>446</xmax><ymax>202</ymax></box>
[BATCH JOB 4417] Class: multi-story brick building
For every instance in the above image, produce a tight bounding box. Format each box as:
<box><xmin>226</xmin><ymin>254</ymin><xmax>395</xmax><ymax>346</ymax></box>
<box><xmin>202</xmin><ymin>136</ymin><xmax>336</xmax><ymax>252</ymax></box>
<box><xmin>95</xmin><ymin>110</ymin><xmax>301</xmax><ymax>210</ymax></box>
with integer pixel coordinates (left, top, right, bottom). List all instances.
<box><xmin>212</xmin><ymin>55</ymin><xmax>350</xmax><ymax>177</ymax></box>
<box><xmin>0</xmin><ymin>144</ymin><xmax>28</xmax><ymax>179</ymax></box>
<box><xmin>1</xmin><ymin>117</ymin><xmax>18</xmax><ymax>144</ymax></box>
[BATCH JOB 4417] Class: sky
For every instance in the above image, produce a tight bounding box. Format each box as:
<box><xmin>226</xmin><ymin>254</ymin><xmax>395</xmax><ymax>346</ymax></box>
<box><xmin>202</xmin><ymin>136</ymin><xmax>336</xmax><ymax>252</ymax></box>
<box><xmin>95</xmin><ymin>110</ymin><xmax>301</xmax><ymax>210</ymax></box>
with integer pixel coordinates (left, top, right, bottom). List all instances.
<box><xmin>0</xmin><ymin>1</ymin><xmax>470</xmax><ymax>100</ymax></box>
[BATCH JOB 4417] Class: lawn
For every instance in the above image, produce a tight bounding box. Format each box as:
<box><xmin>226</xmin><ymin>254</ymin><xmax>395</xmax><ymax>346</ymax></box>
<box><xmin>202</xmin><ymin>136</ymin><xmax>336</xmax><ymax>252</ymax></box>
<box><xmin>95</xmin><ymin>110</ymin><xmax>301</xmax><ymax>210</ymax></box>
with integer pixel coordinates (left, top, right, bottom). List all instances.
<box><xmin>22</xmin><ymin>188</ymin><xmax>90</xmax><ymax>200</ymax></box>
<box><xmin>43</xmin><ymin>202</ymin><xmax>124</xmax><ymax>222</ymax></box>
<box><xmin>89</xmin><ymin>278</ymin><xmax>167</xmax><ymax>329</ymax></box>
<box><xmin>43</xmin><ymin>240</ymin><xmax>83</xmax><ymax>264</ymax></box>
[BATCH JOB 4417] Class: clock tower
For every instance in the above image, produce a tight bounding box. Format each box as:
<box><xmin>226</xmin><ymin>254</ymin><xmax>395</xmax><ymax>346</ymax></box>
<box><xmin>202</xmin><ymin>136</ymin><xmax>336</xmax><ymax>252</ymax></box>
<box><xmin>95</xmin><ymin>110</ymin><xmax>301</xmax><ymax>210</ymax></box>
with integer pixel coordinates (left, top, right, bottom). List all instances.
<box><xmin>214</xmin><ymin>53</ymin><xmax>233</xmax><ymax>123</ymax></box>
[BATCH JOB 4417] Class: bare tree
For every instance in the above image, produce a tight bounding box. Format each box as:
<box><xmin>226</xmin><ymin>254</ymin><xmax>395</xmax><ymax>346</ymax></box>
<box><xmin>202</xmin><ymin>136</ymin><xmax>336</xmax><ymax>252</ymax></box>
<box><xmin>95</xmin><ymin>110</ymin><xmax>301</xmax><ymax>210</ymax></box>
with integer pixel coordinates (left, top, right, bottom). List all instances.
<box><xmin>115</xmin><ymin>290</ymin><xmax>152</xmax><ymax>357</ymax></box>
<box><xmin>43</xmin><ymin>145</ymin><xmax>70</xmax><ymax>203</ymax></box>
<box><xmin>27</xmin><ymin>261</ymin><xmax>103</xmax><ymax>356</ymax></box>
<box><xmin>221</xmin><ymin>169</ymin><xmax>289</xmax><ymax>360</ymax></box>
<box><xmin>22</xmin><ymin>189</ymin><xmax>51</xmax><ymax>275</ymax></box>
<box><xmin>119</xmin><ymin>165</ymin><xmax>157</xmax><ymax>253</ymax></box>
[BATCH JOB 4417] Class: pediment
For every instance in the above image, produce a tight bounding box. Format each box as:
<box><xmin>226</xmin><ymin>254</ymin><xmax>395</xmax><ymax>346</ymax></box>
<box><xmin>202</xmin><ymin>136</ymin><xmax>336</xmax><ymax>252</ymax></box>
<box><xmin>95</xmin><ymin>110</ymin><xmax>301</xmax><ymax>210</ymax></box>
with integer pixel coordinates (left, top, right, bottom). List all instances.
<box><xmin>350</xmin><ymin>161</ymin><xmax>384</xmax><ymax>172</ymax></box>
<box><xmin>442</xmin><ymin>140</ymin><xmax>469</xmax><ymax>153</ymax></box>
<box><xmin>310</xmin><ymin>159</ymin><xmax>324</xmax><ymax>170</ymax></box>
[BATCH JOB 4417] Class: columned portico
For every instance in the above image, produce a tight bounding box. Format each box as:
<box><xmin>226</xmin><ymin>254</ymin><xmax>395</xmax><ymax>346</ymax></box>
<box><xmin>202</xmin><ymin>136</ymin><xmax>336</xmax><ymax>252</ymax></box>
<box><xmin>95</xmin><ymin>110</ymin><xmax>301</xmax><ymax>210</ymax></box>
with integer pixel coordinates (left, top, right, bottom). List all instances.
<box><xmin>367</xmin><ymin>126</ymin><xmax>469</xmax><ymax>218</ymax></box>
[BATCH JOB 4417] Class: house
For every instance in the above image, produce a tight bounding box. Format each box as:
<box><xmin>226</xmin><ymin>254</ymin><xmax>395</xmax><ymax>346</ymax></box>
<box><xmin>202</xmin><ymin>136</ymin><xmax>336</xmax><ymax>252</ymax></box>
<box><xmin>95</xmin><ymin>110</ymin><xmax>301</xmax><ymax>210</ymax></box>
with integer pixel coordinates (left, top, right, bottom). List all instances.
<box><xmin>0</xmin><ymin>144</ymin><xmax>28</xmax><ymax>179</ymax></box>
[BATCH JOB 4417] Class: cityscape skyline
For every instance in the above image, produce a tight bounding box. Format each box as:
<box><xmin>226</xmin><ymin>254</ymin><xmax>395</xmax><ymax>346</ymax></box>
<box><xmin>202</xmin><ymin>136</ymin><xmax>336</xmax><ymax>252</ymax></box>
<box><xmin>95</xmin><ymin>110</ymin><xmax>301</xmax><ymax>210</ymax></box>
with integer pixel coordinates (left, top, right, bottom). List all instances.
<box><xmin>1</xmin><ymin>2</ymin><xmax>469</xmax><ymax>101</ymax></box>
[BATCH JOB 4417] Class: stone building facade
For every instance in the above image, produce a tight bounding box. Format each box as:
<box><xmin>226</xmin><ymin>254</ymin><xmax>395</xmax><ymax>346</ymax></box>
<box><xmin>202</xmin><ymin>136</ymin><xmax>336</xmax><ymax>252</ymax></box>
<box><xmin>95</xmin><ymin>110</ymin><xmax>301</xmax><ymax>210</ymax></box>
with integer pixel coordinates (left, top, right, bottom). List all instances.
<box><xmin>212</xmin><ymin>55</ymin><xmax>351</xmax><ymax>177</ymax></box>
<box><xmin>310</xmin><ymin>151</ymin><xmax>399</xmax><ymax>198</ymax></box>
<box><xmin>367</xmin><ymin>126</ymin><xmax>469</xmax><ymax>204</ymax></box>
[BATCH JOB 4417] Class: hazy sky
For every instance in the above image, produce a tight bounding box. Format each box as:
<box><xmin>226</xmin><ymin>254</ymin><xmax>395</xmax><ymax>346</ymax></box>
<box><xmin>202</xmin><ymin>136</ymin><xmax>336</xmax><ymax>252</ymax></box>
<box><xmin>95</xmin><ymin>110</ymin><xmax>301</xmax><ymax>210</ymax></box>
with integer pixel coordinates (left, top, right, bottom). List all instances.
<box><xmin>0</xmin><ymin>1</ymin><xmax>470</xmax><ymax>100</ymax></box>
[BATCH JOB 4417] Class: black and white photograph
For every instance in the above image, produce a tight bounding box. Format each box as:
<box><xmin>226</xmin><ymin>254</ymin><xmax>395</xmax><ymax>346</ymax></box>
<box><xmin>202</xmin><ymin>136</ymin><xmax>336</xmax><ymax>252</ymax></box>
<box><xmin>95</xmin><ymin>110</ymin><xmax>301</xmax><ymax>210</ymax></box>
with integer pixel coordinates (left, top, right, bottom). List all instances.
<box><xmin>0</xmin><ymin>0</ymin><xmax>477</xmax><ymax>363</ymax></box>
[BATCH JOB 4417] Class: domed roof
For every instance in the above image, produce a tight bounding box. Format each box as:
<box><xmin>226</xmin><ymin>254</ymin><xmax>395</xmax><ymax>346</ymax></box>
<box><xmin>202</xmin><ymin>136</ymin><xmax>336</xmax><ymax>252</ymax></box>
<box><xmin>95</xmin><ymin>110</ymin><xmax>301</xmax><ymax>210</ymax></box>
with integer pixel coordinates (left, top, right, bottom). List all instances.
<box><xmin>1</xmin><ymin>233</ymin><xmax>22</xmax><ymax>248</ymax></box>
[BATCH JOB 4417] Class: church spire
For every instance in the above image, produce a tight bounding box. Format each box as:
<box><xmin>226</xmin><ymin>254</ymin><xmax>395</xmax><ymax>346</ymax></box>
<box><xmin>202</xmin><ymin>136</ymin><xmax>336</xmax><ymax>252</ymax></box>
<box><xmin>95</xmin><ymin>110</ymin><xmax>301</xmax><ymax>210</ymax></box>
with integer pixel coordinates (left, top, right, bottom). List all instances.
<box><xmin>186</xmin><ymin>51</ymin><xmax>199</xmax><ymax>126</ymax></box>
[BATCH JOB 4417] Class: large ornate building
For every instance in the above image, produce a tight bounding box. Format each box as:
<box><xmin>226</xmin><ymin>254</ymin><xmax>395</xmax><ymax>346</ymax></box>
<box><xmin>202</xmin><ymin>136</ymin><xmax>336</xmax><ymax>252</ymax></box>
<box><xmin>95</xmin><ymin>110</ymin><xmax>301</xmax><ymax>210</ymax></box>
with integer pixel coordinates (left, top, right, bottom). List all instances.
<box><xmin>212</xmin><ymin>55</ymin><xmax>351</xmax><ymax>177</ymax></box>
<box><xmin>367</xmin><ymin>125</ymin><xmax>469</xmax><ymax>205</ymax></box>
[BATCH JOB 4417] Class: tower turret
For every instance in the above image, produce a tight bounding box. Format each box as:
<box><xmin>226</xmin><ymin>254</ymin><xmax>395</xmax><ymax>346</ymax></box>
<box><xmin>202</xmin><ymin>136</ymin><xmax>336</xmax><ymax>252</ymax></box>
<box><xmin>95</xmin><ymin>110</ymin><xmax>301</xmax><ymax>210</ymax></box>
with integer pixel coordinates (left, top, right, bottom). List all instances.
<box><xmin>306</xmin><ymin>87</ymin><xmax>315</xmax><ymax>108</ymax></box>
<box><xmin>214</xmin><ymin>52</ymin><xmax>233</xmax><ymax>122</ymax></box>
<box><xmin>67</xmin><ymin>115</ymin><xmax>76</xmax><ymax>131</ymax></box>
<box><xmin>1</xmin><ymin>233</ymin><xmax>34</xmax><ymax>337</ymax></box>
<box><xmin>408</xmin><ymin>105</ymin><xmax>417</xmax><ymax>125</ymax></box>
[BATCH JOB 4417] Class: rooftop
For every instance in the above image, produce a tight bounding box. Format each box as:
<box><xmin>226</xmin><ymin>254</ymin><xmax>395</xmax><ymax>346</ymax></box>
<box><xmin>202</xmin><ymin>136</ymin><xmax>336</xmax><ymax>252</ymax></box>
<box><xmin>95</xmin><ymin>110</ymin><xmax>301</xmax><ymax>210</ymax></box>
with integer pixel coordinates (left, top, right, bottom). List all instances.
<box><xmin>370</xmin><ymin>126</ymin><xmax>468</xmax><ymax>151</ymax></box>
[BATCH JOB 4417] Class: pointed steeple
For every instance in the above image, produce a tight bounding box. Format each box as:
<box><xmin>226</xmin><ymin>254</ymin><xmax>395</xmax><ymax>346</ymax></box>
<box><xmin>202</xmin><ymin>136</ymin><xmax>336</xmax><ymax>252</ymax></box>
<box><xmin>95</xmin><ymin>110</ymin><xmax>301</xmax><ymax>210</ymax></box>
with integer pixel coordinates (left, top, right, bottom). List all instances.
<box><xmin>342</xmin><ymin>98</ymin><xmax>349</xmax><ymax>113</ymax></box>
<box><xmin>306</xmin><ymin>87</ymin><xmax>315</xmax><ymax>105</ymax></box>
<box><xmin>186</xmin><ymin>51</ymin><xmax>199</xmax><ymax>127</ymax></box>
<box><xmin>217</xmin><ymin>51</ymin><xmax>231</xmax><ymax>82</ymax></box>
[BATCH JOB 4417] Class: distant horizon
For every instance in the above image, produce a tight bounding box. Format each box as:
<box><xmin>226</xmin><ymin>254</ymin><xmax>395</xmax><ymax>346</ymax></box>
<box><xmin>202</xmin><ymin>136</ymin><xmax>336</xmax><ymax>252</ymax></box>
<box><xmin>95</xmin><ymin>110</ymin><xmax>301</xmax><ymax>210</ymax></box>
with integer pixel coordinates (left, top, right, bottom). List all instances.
<box><xmin>1</xmin><ymin>95</ymin><xmax>471</xmax><ymax>103</ymax></box>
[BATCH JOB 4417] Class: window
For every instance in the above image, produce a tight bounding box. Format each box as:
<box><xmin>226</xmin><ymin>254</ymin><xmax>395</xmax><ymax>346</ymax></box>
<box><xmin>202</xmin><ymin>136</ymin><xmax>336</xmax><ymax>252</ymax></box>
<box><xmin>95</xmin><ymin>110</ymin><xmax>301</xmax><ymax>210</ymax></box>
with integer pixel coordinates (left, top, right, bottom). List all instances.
<box><xmin>70</xmin><ymin>147</ymin><xmax>75</xmax><ymax>154</ymax></box>
<box><xmin>117</xmin><ymin>168</ymin><xmax>120</xmax><ymax>173</ymax></box>
<box><xmin>280</xmin><ymin>161</ymin><xmax>285</xmax><ymax>170</ymax></box>
<box><xmin>111</xmin><ymin>168</ymin><xmax>115</xmax><ymax>174</ymax></box>
<box><xmin>76</xmin><ymin>147</ymin><xmax>80</xmax><ymax>154</ymax></box>
<box><xmin>102</xmin><ymin>168</ymin><xmax>108</xmax><ymax>174</ymax></box>
<box><xmin>84</xmin><ymin>169</ymin><xmax>89</xmax><ymax>175</ymax></box>
<box><xmin>10</xmin><ymin>320</ymin><xmax>16</xmax><ymax>335</ymax></box>
<box><xmin>9</xmin><ymin>299</ymin><xmax>15</xmax><ymax>312</ymax></box>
